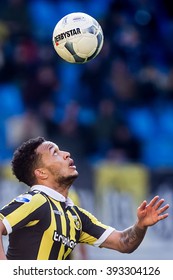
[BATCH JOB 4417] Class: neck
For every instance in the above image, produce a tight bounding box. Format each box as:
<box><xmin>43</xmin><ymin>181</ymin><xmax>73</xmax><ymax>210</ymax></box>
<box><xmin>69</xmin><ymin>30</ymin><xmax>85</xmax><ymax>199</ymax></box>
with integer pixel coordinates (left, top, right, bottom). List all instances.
<box><xmin>55</xmin><ymin>185</ymin><xmax>70</xmax><ymax>198</ymax></box>
<box><xmin>36</xmin><ymin>181</ymin><xmax>71</xmax><ymax>198</ymax></box>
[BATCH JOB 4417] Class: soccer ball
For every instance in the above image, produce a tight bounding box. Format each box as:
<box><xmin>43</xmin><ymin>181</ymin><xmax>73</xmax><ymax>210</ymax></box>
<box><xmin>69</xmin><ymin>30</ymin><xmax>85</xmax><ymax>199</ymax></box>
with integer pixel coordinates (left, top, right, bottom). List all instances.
<box><xmin>52</xmin><ymin>12</ymin><xmax>104</xmax><ymax>64</ymax></box>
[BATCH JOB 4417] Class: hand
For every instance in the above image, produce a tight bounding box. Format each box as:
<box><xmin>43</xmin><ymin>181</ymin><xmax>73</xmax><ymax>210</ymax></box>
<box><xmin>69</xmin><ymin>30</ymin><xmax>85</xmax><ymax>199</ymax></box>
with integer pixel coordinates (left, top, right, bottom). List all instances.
<box><xmin>136</xmin><ymin>195</ymin><xmax>169</xmax><ymax>229</ymax></box>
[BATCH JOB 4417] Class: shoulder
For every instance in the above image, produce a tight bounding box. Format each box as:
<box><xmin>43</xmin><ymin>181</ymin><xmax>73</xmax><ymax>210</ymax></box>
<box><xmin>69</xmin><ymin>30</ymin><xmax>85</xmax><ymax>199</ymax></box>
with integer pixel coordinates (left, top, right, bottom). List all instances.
<box><xmin>73</xmin><ymin>206</ymin><xmax>98</xmax><ymax>221</ymax></box>
<box><xmin>73</xmin><ymin>206</ymin><xmax>111</xmax><ymax>230</ymax></box>
<box><xmin>14</xmin><ymin>190</ymin><xmax>47</xmax><ymax>205</ymax></box>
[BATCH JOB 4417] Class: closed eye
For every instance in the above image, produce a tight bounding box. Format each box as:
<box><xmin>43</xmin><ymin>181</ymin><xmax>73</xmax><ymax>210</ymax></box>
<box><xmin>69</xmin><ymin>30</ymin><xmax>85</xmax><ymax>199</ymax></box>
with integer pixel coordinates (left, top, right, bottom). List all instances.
<box><xmin>48</xmin><ymin>144</ymin><xmax>59</xmax><ymax>156</ymax></box>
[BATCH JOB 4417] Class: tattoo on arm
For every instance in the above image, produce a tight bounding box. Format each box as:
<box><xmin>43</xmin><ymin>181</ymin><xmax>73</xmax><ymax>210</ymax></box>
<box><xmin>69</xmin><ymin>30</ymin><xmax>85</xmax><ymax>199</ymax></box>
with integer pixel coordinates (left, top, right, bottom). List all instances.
<box><xmin>119</xmin><ymin>224</ymin><xmax>147</xmax><ymax>253</ymax></box>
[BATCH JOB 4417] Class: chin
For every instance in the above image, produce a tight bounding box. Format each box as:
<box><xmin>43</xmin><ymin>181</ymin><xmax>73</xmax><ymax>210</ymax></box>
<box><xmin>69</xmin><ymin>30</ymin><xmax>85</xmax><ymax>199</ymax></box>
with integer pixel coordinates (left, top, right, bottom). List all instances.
<box><xmin>74</xmin><ymin>170</ymin><xmax>79</xmax><ymax>177</ymax></box>
<box><xmin>59</xmin><ymin>173</ymin><xmax>79</xmax><ymax>186</ymax></box>
<box><xmin>71</xmin><ymin>171</ymin><xmax>79</xmax><ymax>180</ymax></box>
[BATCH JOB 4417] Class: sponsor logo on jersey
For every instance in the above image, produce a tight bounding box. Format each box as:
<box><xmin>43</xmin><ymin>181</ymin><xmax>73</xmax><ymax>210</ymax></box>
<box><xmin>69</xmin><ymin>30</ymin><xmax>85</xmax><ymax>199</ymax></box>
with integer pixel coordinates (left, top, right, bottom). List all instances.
<box><xmin>54</xmin><ymin>28</ymin><xmax>81</xmax><ymax>44</ymax></box>
<box><xmin>15</xmin><ymin>194</ymin><xmax>32</xmax><ymax>203</ymax></box>
<box><xmin>53</xmin><ymin>231</ymin><xmax>76</xmax><ymax>249</ymax></box>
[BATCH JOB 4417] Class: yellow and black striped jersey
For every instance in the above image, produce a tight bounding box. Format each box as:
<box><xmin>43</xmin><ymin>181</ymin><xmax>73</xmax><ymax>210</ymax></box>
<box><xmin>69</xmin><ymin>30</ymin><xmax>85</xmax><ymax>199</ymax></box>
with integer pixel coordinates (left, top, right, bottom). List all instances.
<box><xmin>0</xmin><ymin>185</ymin><xmax>114</xmax><ymax>260</ymax></box>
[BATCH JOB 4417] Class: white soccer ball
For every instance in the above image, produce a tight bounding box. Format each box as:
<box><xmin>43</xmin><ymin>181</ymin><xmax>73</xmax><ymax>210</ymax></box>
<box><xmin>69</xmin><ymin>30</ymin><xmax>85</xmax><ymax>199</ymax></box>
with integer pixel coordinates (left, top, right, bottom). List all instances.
<box><xmin>52</xmin><ymin>12</ymin><xmax>104</xmax><ymax>64</ymax></box>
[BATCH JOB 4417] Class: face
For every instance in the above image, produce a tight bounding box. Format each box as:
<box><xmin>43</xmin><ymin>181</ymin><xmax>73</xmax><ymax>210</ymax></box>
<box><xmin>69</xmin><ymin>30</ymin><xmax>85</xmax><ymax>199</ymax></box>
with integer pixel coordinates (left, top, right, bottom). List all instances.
<box><xmin>36</xmin><ymin>141</ymin><xmax>78</xmax><ymax>186</ymax></box>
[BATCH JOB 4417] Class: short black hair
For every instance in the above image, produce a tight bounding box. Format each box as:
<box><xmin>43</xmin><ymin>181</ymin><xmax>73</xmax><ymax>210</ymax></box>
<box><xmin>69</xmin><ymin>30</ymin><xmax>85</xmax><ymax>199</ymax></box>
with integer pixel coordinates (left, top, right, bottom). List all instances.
<box><xmin>11</xmin><ymin>136</ymin><xmax>46</xmax><ymax>186</ymax></box>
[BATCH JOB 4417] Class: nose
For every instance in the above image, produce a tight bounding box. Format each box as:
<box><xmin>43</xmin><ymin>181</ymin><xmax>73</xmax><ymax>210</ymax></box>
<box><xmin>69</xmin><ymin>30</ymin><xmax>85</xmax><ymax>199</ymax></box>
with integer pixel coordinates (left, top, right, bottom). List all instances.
<box><xmin>63</xmin><ymin>151</ymin><xmax>70</xmax><ymax>159</ymax></box>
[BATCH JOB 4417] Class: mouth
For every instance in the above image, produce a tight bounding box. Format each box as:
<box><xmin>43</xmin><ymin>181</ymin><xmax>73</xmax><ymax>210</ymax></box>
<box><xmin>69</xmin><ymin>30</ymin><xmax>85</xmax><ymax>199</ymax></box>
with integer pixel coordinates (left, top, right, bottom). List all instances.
<box><xmin>69</xmin><ymin>159</ymin><xmax>76</xmax><ymax>169</ymax></box>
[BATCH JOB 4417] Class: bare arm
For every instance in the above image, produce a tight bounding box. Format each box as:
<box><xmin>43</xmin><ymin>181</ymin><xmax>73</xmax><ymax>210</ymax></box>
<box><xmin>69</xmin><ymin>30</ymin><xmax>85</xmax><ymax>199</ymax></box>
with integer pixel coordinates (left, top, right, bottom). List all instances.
<box><xmin>0</xmin><ymin>220</ymin><xmax>7</xmax><ymax>260</ymax></box>
<box><xmin>101</xmin><ymin>196</ymin><xmax>169</xmax><ymax>253</ymax></box>
<box><xmin>101</xmin><ymin>223</ymin><xmax>147</xmax><ymax>253</ymax></box>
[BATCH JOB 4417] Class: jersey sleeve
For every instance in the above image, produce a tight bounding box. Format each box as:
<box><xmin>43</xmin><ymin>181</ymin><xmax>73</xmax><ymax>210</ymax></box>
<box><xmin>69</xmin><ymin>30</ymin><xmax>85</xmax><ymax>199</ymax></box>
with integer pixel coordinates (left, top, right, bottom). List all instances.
<box><xmin>0</xmin><ymin>192</ymin><xmax>47</xmax><ymax>234</ymax></box>
<box><xmin>74</xmin><ymin>206</ymin><xmax>115</xmax><ymax>247</ymax></box>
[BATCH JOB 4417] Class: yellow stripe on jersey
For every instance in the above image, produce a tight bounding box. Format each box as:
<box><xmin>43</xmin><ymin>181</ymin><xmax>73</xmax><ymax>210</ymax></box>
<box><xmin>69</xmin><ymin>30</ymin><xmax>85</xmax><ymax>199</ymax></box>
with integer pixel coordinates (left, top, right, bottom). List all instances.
<box><xmin>54</xmin><ymin>200</ymin><xmax>67</xmax><ymax>260</ymax></box>
<box><xmin>0</xmin><ymin>213</ymin><xmax>4</xmax><ymax>221</ymax></box>
<box><xmin>63</xmin><ymin>243</ymin><xmax>72</xmax><ymax>260</ymax></box>
<box><xmin>80</xmin><ymin>231</ymin><xmax>98</xmax><ymax>244</ymax></box>
<box><xmin>25</xmin><ymin>220</ymin><xmax>39</xmax><ymax>227</ymax></box>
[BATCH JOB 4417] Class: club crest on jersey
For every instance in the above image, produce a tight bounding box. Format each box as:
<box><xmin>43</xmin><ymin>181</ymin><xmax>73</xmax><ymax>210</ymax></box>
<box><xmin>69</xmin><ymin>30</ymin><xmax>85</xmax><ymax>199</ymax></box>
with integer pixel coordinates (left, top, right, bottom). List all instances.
<box><xmin>72</xmin><ymin>215</ymin><xmax>81</xmax><ymax>230</ymax></box>
<box><xmin>15</xmin><ymin>194</ymin><xmax>32</xmax><ymax>203</ymax></box>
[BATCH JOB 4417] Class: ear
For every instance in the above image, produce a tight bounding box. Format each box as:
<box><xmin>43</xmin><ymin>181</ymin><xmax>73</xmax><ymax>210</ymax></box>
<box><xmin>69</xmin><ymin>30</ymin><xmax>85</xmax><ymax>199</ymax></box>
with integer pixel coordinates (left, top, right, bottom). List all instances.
<box><xmin>34</xmin><ymin>169</ymin><xmax>48</xmax><ymax>180</ymax></box>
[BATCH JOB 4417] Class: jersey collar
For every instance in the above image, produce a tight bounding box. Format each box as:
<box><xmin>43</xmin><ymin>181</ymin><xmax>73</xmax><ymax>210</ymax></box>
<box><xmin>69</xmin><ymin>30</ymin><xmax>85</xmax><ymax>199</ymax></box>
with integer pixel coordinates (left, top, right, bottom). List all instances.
<box><xmin>30</xmin><ymin>185</ymin><xmax>74</xmax><ymax>207</ymax></box>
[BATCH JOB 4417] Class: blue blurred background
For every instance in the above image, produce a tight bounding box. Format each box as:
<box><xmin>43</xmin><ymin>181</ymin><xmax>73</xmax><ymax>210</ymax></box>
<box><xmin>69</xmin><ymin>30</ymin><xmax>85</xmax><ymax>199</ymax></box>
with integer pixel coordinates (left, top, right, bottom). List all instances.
<box><xmin>0</xmin><ymin>0</ymin><xmax>173</xmax><ymax>259</ymax></box>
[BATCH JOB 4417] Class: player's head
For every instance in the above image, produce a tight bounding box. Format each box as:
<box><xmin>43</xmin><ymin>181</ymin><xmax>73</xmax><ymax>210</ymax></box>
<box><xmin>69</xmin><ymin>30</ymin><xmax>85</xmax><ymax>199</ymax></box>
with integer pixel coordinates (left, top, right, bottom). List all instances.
<box><xmin>11</xmin><ymin>136</ymin><xmax>78</xmax><ymax>187</ymax></box>
<box><xmin>11</xmin><ymin>136</ymin><xmax>46</xmax><ymax>186</ymax></box>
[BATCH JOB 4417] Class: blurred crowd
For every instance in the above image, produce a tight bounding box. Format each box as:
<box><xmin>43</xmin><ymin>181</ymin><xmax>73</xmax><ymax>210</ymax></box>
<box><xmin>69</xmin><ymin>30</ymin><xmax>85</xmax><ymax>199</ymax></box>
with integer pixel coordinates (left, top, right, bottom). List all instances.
<box><xmin>1</xmin><ymin>0</ymin><xmax>173</xmax><ymax>168</ymax></box>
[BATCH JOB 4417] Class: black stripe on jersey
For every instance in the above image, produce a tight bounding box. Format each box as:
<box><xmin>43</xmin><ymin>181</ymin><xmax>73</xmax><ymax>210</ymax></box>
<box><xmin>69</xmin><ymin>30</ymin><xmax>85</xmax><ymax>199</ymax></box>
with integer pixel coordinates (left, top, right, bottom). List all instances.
<box><xmin>63</xmin><ymin>207</ymin><xmax>71</xmax><ymax>259</ymax></box>
<box><xmin>47</xmin><ymin>198</ymin><xmax>63</xmax><ymax>260</ymax></box>
<box><xmin>1</xmin><ymin>199</ymin><xmax>26</xmax><ymax>216</ymax></box>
